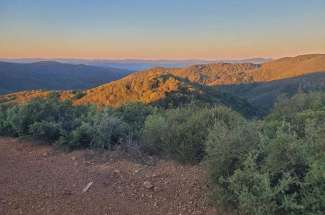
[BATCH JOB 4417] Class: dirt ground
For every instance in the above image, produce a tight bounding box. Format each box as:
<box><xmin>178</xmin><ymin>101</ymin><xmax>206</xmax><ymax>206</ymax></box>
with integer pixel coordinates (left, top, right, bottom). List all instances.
<box><xmin>0</xmin><ymin>137</ymin><xmax>219</xmax><ymax>215</ymax></box>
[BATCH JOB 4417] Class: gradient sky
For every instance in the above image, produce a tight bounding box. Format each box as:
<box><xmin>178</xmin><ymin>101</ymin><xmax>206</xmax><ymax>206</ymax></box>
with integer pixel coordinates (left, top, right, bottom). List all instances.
<box><xmin>0</xmin><ymin>0</ymin><xmax>324</xmax><ymax>59</ymax></box>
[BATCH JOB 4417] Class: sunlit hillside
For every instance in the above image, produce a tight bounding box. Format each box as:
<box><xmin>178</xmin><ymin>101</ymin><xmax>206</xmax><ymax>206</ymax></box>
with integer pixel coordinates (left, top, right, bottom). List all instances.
<box><xmin>1</xmin><ymin>54</ymin><xmax>324</xmax><ymax>111</ymax></box>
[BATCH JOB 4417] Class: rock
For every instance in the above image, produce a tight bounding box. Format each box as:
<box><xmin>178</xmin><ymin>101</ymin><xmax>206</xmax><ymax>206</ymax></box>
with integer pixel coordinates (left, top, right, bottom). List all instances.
<box><xmin>113</xmin><ymin>169</ymin><xmax>120</xmax><ymax>174</ymax></box>
<box><xmin>143</xmin><ymin>181</ymin><xmax>154</xmax><ymax>189</ymax></box>
<box><xmin>71</xmin><ymin>156</ymin><xmax>77</xmax><ymax>161</ymax></box>
<box><xmin>42</xmin><ymin>152</ymin><xmax>48</xmax><ymax>157</ymax></box>
<box><xmin>82</xmin><ymin>182</ymin><xmax>93</xmax><ymax>193</ymax></box>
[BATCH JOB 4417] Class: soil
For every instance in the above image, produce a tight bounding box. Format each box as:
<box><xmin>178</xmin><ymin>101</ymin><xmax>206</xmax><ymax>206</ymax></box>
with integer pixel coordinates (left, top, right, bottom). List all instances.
<box><xmin>0</xmin><ymin>137</ymin><xmax>219</xmax><ymax>215</ymax></box>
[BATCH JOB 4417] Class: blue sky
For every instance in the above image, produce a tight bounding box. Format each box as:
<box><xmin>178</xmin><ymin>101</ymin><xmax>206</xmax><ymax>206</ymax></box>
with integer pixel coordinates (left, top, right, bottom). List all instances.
<box><xmin>0</xmin><ymin>0</ymin><xmax>324</xmax><ymax>59</ymax></box>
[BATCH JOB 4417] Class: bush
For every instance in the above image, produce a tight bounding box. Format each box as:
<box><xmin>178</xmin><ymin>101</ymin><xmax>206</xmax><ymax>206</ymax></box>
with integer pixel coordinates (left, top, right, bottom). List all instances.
<box><xmin>142</xmin><ymin>106</ymin><xmax>208</xmax><ymax>163</ymax></box>
<box><xmin>266</xmin><ymin>92</ymin><xmax>325</xmax><ymax>137</ymax></box>
<box><xmin>61</xmin><ymin>122</ymin><xmax>95</xmax><ymax>149</ymax></box>
<box><xmin>0</xmin><ymin>97</ymin><xmax>142</xmax><ymax>150</ymax></box>
<box><xmin>113</xmin><ymin>102</ymin><xmax>154</xmax><ymax>141</ymax></box>
<box><xmin>142</xmin><ymin>105</ymin><xmax>243</xmax><ymax>163</ymax></box>
<box><xmin>56</xmin><ymin>108</ymin><xmax>128</xmax><ymax>150</ymax></box>
<box><xmin>4</xmin><ymin>97</ymin><xmax>78</xmax><ymax>136</ymax></box>
<box><xmin>0</xmin><ymin>104</ymin><xmax>16</xmax><ymax>136</ymax></box>
<box><xmin>205</xmin><ymin>120</ymin><xmax>260</xmax><ymax>206</ymax></box>
<box><xmin>205</xmin><ymin>92</ymin><xmax>325</xmax><ymax>215</ymax></box>
<box><xmin>91</xmin><ymin>110</ymin><xmax>128</xmax><ymax>149</ymax></box>
<box><xmin>0</xmin><ymin>96</ymin><xmax>96</xmax><ymax>144</ymax></box>
<box><xmin>141</xmin><ymin>113</ymin><xmax>168</xmax><ymax>155</ymax></box>
<box><xmin>29</xmin><ymin>121</ymin><xmax>62</xmax><ymax>142</ymax></box>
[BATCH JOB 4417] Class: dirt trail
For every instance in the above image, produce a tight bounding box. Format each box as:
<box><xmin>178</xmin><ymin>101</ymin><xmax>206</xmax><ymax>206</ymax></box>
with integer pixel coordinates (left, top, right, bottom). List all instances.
<box><xmin>0</xmin><ymin>138</ymin><xmax>218</xmax><ymax>215</ymax></box>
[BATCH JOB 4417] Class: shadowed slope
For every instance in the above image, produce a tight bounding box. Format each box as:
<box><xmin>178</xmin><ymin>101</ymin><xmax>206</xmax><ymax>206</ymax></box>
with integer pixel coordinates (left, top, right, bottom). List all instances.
<box><xmin>1</xmin><ymin>54</ymin><xmax>324</xmax><ymax>115</ymax></box>
<box><xmin>220</xmin><ymin>72</ymin><xmax>325</xmax><ymax>111</ymax></box>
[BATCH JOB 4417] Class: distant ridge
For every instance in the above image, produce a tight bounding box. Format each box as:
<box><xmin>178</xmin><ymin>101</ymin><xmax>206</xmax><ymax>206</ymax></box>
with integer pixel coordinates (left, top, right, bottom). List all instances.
<box><xmin>0</xmin><ymin>61</ymin><xmax>132</xmax><ymax>94</ymax></box>
<box><xmin>0</xmin><ymin>58</ymin><xmax>272</xmax><ymax>70</ymax></box>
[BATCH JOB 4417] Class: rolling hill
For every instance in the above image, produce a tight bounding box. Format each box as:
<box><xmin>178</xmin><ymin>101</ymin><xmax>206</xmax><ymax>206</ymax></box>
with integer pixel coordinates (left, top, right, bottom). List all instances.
<box><xmin>1</xmin><ymin>54</ymin><xmax>324</xmax><ymax>114</ymax></box>
<box><xmin>0</xmin><ymin>61</ymin><xmax>132</xmax><ymax>94</ymax></box>
<box><xmin>249</xmin><ymin>54</ymin><xmax>325</xmax><ymax>81</ymax></box>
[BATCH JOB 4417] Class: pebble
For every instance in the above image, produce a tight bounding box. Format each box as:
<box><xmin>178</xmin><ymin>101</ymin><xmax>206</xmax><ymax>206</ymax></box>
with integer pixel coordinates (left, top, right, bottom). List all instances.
<box><xmin>143</xmin><ymin>181</ymin><xmax>154</xmax><ymax>189</ymax></box>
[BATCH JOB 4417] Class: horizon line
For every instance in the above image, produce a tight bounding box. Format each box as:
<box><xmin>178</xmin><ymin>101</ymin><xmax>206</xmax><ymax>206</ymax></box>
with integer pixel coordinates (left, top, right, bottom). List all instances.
<box><xmin>0</xmin><ymin>53</ymin><xmax>324</xmax><ymax>62</ymax></box>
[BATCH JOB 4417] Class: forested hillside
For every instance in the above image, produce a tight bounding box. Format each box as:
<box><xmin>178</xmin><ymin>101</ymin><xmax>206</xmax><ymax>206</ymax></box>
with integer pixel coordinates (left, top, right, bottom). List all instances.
<box><xmin>1</xmin><ymin>54</ymin><xmax>324</xmax><ymax>115</ymax></box>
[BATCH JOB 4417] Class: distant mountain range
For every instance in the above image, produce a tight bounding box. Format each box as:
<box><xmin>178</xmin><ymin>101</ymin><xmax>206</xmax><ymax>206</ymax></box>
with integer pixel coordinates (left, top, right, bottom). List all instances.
<box><xmin>1</xmin><ymin>54</ymin><xmax>324</xmax><ymax>114</ymax></box>
<box><xmin>0</xmin><ymin>58</ymin><xmax>272</xmax><ymax>71</ymax></box>
<box><xmin>0</xmin><ymin>61</ymin><xmax>132</xmax><ymax>95</ymax></box>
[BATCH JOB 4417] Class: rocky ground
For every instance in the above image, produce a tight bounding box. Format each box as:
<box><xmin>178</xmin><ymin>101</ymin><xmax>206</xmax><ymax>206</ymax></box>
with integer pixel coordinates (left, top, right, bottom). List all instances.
<box><xmin>0</xmin><ymin>137</ymin><xmax>220</xmax><ymax>215</ymax></box>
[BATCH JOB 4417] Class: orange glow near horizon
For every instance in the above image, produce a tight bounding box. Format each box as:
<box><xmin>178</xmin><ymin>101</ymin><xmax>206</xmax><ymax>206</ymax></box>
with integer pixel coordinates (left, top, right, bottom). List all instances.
<box><xmin>1</xmin><ymin>0</ymin><xmax>324</xmax><ymax>60</ymax></box>
<box><xmin>1</xmin><ymin>34</ymin><xmax>325</xmax><ymax>60</ymax></box>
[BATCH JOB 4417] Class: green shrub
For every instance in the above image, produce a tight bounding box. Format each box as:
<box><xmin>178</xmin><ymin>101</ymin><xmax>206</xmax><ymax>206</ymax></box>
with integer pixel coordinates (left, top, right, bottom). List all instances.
<box><xmin>113</xmin><ymin>102</ymin><xmax>154</xmax><ymax>140</ymax></box>
<box><xmin>205</xmin><ymin>120</ymin><xmax>260</xmax><ymax>206</ymax></box>
<box><xmin>142</xmin><ymin>106</ymin><xmax>208</xmax><ymax>163</ymax></box>
<box><xmin>56</xmin><ymin>109</ymin><xmax>128</xmax><ymax>150</ymax></box>
<box><xmin>60</xmin><ymin>122</ymin><xmax>95</xmax><ymax>149</ymax></box>
<box><xmin>228</xmin><ymin>154</ymin><xmax>277</xmax><ymax>215</ymax></box>
<box><xmin>29</xmin><ymin>121</ymin><xmax>62</xmax><ymax>142</ymax></box>
<box><xmin>0</xmin><ymin>104</ymin><xmax>15</xmax><ymax>136</ymax></box>
<box><xmin>205</xmin><ymin>92</ymin><xmax>325</xmax><ymax>215</ymax></box>
<box><xmin>91</xmin><ymin>111</ymin><xmax>128</xmax><ymax>149</ymax></box>
<box><xmin>4</xmin><ymin>97</ymin><xmax>73</xmax><ymax>136</ymax></box>
<box><xmin>141</xmin><ymin>113</ymin><xmax>168</xmax><ymax>155</ymax></box>
<box><xmin>266</xmin><ymin>92</ymin><xmax>325</xmax><ymax>137</ymax></box>
<box><xmin>142</xmin><ymin>105</ymin><xmax>243</xmax><ymax>163</ymax></box>
<box><xmin>1</xmin><ymin>96</ymin><xmax>96</xmax><ymax>143</ymax></box>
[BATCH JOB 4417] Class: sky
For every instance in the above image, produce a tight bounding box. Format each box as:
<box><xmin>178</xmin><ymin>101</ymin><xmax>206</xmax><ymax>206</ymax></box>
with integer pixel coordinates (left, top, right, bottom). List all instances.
<box><xmin>0</xmin><ymin>0</ymin><xmax>324</xmax><ymax>59</ymax></box>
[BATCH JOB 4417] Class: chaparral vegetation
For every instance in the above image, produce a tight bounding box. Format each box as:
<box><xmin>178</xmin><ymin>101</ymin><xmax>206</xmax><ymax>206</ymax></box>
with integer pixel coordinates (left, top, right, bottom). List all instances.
<box><xmin>0</xmin><ymin>90</ymin><xmax>324</xmax><ymax>215</ymax></box>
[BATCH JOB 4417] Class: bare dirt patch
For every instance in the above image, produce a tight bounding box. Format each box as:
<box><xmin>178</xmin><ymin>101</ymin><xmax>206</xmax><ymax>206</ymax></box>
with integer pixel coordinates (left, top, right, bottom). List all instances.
<box><xmin>0</xmin><ymin>138</ymin><xmax>218</xmax><ymax>215</ymax></box>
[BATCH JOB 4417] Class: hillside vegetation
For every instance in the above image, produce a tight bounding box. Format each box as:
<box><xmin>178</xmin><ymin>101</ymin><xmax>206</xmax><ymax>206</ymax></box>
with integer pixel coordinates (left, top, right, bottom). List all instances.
<box><xmin>1</xmin><ymin>54</ymin><xmax>324</xmax><ymax>114</ymax></box>
<box><xmin>250</xmin><ymin>54</ymin><xmax>325</xmax><ymax>81</ymax></box>
<box><xmin>220</xmin><ymin>72</ymin><xmax>325</xmax><ymax>110</ymax></box>
<box><xmin>0</xmin><ymin>91</ymin><xmax>324</xmax><ymax>215</ymax></box>
<box><xmin>0</xmin><ymin>55</ymin><xmax>324</xmax><ymax>215</ymax></box>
